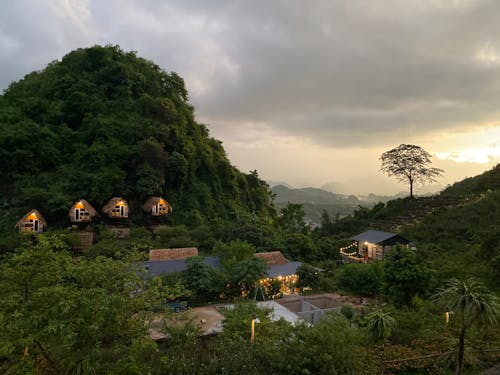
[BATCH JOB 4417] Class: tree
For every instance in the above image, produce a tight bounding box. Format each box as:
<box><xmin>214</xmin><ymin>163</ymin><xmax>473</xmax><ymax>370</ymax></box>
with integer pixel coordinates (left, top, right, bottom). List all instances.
<box><xmin>382</xmin><ymin>245</ymin><xmax>431</xmax><ymax>307</ymax></box>
<box><xmin>380</xmin><ymin>144</ymin><xmax>443</xmax><ymax>198</ymax></box>
<box><xmin>0</xmin><ymin>235</ymin><xmax>158</xmax><ymax>374</ymax></box>
<box><xmin>181</xmin><ymin>257</ymin><xmax>223</xmax><ymax>302</ymax></box>
<box><xmin>280</xmin><ymin>203</ymin><xmax>307</xmax><ymax>233</ymax></box>
<box><xmin>225</xmin><ymin>258</ymin><xmax>268</xmax><ymax>298</ymax></box>
<box><xmin>296</xmin><ymin>264</ymin><xmax>320</xmax><ymax>292</ymax></box>
<box><xmin>213</xmin><ymin>240</ymin><xmax>257</xmax><ymax>267</ymax></box>
<box><xmin>432</xmin><ymin>278</ymin><xmax>498</xmax><ymax>375</ymax></box>
<box><xmin>365</xmin><ymin>310</ymin><xmax>397</xmax><ymax>342</ymax></box>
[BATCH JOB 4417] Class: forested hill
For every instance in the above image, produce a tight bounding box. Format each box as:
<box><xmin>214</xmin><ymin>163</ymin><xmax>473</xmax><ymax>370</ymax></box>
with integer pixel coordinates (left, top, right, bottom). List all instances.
<box><xmin>0</xmin><ymin>45</ymin><xmax>275</xmax><ymax>230</ymax></box>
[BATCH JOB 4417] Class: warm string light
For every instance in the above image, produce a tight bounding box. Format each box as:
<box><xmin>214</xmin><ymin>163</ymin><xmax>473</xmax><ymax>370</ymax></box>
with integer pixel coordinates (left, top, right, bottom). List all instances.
<box><xmin>339</xmin><ymin>242</ymin><xmax>358</xmax><ymax>256</ymax></box>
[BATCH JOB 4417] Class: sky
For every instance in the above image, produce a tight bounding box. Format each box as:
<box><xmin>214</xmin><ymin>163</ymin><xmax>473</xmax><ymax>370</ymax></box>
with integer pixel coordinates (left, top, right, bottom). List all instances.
<box><xmin>2</xmin><ymin>0</ymin><xmax>500</xmax><ymax>194</ymax></box>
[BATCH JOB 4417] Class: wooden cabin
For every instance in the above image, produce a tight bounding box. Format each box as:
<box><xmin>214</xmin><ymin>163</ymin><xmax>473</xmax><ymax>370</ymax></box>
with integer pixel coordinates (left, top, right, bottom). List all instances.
<box><xmin>16</xmin><ymin>209</ymin><xmax>47</xmax><ymax>233</ymax></box>
<box><xmin>350</xmin><ymin>230</ymin><xmax>410</xmax><ymax>262</ymax></box>
<box><xmin>102</xmin><ymin>197</ymin><xmax>129</xmax><ymax>219</ymax></box>
<box><xmin>142</xmin><ymin>196</ymin><xmax>173</xmax><ymax>216</ymax></box>
<box><xmin>68</xmin><ymin>199</ymin><xmax>98</xmax><ymax>223</ymax></box>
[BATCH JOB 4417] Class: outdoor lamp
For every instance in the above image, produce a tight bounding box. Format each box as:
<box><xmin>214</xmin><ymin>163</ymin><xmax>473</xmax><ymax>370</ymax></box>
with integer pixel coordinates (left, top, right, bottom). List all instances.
<box><xmin>250</xmin><ymin>317</ymin><xmax>260</xmax><ymax>344</ymax></box>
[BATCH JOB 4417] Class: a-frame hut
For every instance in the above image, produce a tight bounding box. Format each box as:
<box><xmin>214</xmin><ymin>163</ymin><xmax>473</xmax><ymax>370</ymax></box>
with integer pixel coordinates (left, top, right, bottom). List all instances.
<box><xmin>142</xmin><ymin>196</ymin><xmax>173</xmax><ymax>216</ymax></box>
<box><xmin>68</xmin><ymin>199</ymin><xmax>98</xmax><ymax>223</ymax></box>
<box><xmin>102</xmin><ymin>197</ymin><xmax>129</xmax><ymax>219</ymax></box>
<box><xmin>16</xmin><ymin>209</ymin><xmax>47</xmax><ymax>233</ymax></box>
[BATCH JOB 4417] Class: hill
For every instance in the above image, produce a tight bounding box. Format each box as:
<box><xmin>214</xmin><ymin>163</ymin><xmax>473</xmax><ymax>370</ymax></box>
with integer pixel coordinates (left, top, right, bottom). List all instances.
<box><xmin>329</xmin><ymin>164</ymin><xmax>500</xmax><ymax>287</ymax></box>
<box><xmin>0</xmin><ymin>45</ymin><xmax>275</xmax><ymax>232</ymax></box>
<box><xmin>271</xmin><ymin>185</ymin><xmax>406</xmax><ymax>225</ymax></box>
<box><xmin>271</xmin><ymin>185</ymin><xmax>363</xmax><ymax>224</ymax></box>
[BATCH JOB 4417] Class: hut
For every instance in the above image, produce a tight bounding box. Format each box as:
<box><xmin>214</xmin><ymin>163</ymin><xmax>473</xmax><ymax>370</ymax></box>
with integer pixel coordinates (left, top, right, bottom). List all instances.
<box><xmin>350</xmin><ymin>230</ymin><xmax>411</xmax><ymax>261</ymax></box>
<box><xmin>68</xmin><ymin>199</ymin><xmax>98</xmax><ymax>223</ymax></box>
<box><xmin>16</xmin><ymin>209</ymin><xmax>47</xmax><ymax>233</ymax></box>
<box><xmin>102</xmin><ymin>197</ymin><xmax>129</xmax><ymax>219</ymax></box>
<box><xmin>255</xmin><ymin>251</ymin><xmax>302</xmax><ymax>296</ymax></box>
<box><xmin>143</xmin><ymin>196</ymin><xmax>173</xmax><ymax>216</ymax></box>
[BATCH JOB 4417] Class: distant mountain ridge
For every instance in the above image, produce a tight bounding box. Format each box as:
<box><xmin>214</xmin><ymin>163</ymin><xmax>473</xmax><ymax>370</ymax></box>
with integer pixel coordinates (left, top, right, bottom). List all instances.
<box><xmin>271</xmin><ymin>185</ymin><xmax>365</xmax><ymax>225</ymax></box>
<box><xmin>272</xmin><ymin>185</ymin><xmax>360</xmax><ymax>205</ymax></box>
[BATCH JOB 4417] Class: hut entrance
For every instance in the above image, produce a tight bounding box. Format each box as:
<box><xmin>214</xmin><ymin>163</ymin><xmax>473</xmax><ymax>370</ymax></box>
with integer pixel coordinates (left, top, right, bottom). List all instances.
<box><xmin>152</xmin><ymin>204</ymin><xmax>160</xmax><ymax>215</ymax></box>
<box><xmin>75</xmin><ymin>208</ymin><xmax>81</xmax><ymax>221</ymax></box>
<box><xmin>120</xmin><ymin>205</ymin><xmax>125</xmax><ymax>217</ymax></box>
<box><xmin>33</xmin><ymin>219</ymin><xmax>39</xmax><ymax>232</ymax></box>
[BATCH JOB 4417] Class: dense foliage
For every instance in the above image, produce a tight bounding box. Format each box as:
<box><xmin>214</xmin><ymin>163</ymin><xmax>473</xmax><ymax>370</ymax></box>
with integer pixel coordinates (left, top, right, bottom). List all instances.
<box><xmin>1</xmin><ymin>45</ymin><xmax>499</xmax><ymax>374</ymax></box>
<box><xmin>0</xmin><ymin>45</ymin><xmax>275</xmax><ymax>236</ymax></box>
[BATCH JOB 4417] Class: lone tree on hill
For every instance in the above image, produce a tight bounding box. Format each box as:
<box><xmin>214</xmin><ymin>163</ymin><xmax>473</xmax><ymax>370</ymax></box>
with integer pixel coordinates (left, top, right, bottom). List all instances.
<box><xmin>380</xmin><ymin>144</ymin><xmax>443</xmax><ymax>198</ymax></box>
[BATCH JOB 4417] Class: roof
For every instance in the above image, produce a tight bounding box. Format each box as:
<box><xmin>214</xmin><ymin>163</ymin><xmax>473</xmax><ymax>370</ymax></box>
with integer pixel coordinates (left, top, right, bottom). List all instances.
<box><xmin>68</xmin><ymin>199</ymin><xmax>98</xmax><ymax>217</ymax></box>
<box><xmin>267</xmin><ymin>261</ymin><xmax>302</xmax><ymax>278</ymax></box>
<box><xmin>254</xmin><ymin>251</ymin><xmax>289</xmax><ymax>266</ymax></box>
<box><xmin>351</xmin><ymin>230</ymin><xmax>409</xmax><ymax>245</ymax></box>
<box><xmin>141</xmin><ymin>256</ymin><xmax>222</xmax><ymax>277</ymax></box>
<box><xmin>149</xmin><ymin>248</ymin><xmax>198</xmax><ymax>261</ymax></box>
<box><xmin>15</xmin><ymin>209</ymin><xmax>47</xmax><ymax>228</ymax></box>
<box><xmin>257</xmin><ymin>301</ymin><xmax>302</xmax><ymax>325</ymax></box>
<box><xmin>142</xmin><ymin>196</ymin><xmax>173</xmax><ymax>213</ymax></box>
<box><xmin>102</xmin><ymin>197</ymin><xmax>128</xmax><ymax>214</ymax></box>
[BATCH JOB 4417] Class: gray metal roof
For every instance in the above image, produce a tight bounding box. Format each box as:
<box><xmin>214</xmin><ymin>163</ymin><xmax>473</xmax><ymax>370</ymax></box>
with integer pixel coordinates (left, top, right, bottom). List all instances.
<box><xmin>141</xmin><ymin>256</ymin><xmax>302</xmax><ymax>279</ymax></box>
<box><xmin>141</xmin><ymin>256</ymin><xmax>221</xmax><ymax>277</ymax></box>
<box><xmin>351</xmin><ymin>230</ymin><xmax>401</xmax><ymax>244</ymax></box>
<box><xmin>267</xmin><ymin>261</ymin><xmax>302</xmax><ymax>278</ymax></box>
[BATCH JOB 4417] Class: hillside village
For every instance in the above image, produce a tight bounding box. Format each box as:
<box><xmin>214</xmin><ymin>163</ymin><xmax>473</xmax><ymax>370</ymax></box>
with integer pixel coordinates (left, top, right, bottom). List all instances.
<box><xmin>0</xmin><ymin>46</ymin><xmax>499</xmax><ymax>375</ymax></box>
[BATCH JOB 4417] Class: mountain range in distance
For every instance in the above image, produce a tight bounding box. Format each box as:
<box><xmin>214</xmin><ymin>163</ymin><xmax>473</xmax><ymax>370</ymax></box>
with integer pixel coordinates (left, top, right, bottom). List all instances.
<box><xmin>270</xmin><ymin>184</ymin><xmax>410</xmax><ymax>225</ymax></box>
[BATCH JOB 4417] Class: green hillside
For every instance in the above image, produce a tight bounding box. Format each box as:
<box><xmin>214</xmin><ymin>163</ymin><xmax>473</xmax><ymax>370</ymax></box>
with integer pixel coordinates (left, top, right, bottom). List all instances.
<box><xmin>329</xmin><ymin>164</ymin><xmax>500</xmax><ymax>288</ymax></box>
<box><xmin>0</xmin><ymin>45</ymin><xmax>275</xmax><ymax>233</ymax></box>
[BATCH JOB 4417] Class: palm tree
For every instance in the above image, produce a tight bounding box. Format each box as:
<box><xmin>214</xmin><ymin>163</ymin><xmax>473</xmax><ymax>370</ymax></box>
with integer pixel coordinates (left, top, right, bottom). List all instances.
<box><xmin>366</xmin><ymin>310</ymin><xmax>397</xmax><ymax>342</ymax></box>
<box><xmin>433</xmin><ymin>278</ymin><xmax>499</xmax><ymax>375</ymax></box>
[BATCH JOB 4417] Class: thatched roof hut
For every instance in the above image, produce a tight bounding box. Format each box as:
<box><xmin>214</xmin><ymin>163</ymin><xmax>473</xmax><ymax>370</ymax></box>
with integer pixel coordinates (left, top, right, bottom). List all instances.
<box><xmin>68</xmin><ymin>199</ymin><xmax>98</xmax><ymax>222</ymax></box>
<box><xmin>15</xmin><ymin>209</ymin><xmax>47</xmax><ymax>233</ymax></box>
<box><xmin>149</xmin><ymin>247</ymin><xmax>198</xmax><ymax>261</ymax></box>
<box><xmin>142</xmin><ymin>196</ymin><xmax>173</xmax><ymax>216</ymax></box>
<box><xmin>102</xmin><ymin>197</ymin><xmax>129</xmax><ymax>218</ymax></box>
<box><xmin>254</xmin><ymin>251</ymin><xmax>290</xmax><ymax>267</ymax></box>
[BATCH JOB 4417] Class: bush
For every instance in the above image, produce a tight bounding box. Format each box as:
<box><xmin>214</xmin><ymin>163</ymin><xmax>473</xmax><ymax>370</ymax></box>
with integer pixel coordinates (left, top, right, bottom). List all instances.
<box><xmin>341</xmin><ymin>305</ymin><xmax>355</xmax><ymax>320</ymax></box>
<box><xmin>337</xmin><ymin>262</ymin><xmax>383</xmax><ymax>296</ymax></box>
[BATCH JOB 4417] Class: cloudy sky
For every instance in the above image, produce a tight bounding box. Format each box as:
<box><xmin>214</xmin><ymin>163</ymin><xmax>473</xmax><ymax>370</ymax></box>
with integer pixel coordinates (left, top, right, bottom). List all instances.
<box><xmin>2</xmin><ymin>0</ymin><xmax>500</xmax><ymax>194</ymax></box>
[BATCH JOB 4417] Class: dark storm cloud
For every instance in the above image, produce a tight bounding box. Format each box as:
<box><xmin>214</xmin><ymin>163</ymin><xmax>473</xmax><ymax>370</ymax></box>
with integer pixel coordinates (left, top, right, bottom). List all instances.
<box><xmin>2</xmin><ymin>0</ymin><xmax>500</xmax><ymax>147</ymax></box>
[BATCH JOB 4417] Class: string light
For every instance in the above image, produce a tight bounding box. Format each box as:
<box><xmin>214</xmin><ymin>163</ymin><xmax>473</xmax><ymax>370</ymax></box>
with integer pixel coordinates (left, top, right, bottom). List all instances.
<box><xmin>339</xmin><ymin>242</ymin><xmax>358</xmax><ymax>256</ymax></box>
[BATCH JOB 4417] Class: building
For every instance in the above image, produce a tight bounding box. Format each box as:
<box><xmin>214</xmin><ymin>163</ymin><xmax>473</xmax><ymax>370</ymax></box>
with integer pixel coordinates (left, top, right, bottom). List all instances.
<box><xmin>255</xmin><ymin>251</ymin><xmax>302</xmax><ymax>295</ymax></box>
<box><xmin>148</xmin><ymin>248</ymin><xmax>198</xmax><ymax>261</ymax></box>
<box><xmin>102</xmin><ymin>197</ymin><xmax>129</xmax><ymax>219</ymax></box>
<box><xmin>68</xmin><ymin>199</ymin><xmax>98</xmax><ymax>223</ymax></box>
<box><xmin>15</xmin><ymin>209</ymin><xmax>46</xmax><ymax>233</ymax></box>
<box><xmin>141</xmin><ymin>256</ymin><xmax>222</xmax><ymax>277</ymax></box>
<box><xmin>349</xmin><ymin>230</ymin><xmax>410</xmax><ymax>262</ymax></box>
<box><xmin>142</xmin><ymin>196</ymin><xmax>173</xmax><ymax>217</ymax></box>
